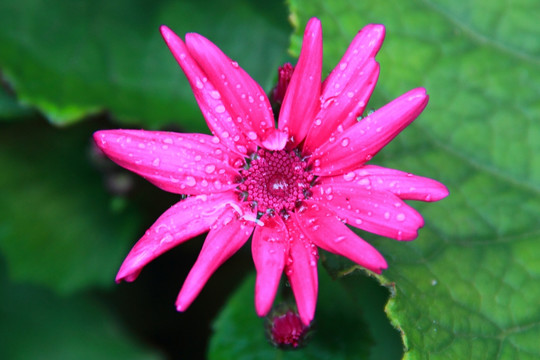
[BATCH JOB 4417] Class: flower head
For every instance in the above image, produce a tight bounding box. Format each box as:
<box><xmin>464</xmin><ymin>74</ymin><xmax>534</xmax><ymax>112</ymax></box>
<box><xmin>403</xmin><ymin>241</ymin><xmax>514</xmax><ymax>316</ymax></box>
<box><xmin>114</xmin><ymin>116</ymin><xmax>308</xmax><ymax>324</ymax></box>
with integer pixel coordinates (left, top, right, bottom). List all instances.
<box><xmin>94</xmin><ymin>18</ymin><xmax>448</xmax><ymax>325</ymax></box>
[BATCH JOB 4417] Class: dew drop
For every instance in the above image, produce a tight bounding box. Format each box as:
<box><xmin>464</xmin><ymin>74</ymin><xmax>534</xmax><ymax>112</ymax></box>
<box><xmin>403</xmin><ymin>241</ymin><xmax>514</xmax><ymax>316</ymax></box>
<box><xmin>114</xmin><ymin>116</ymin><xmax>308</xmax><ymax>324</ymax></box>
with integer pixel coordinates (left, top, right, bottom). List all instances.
<box><xmin>210</xmin><ymin>90</ymin><xmax>221</xmax><ymax>99</ymax></box>
<box><xmin>152</xmin><ymin>158</ymin><xmax>160</xmax><ymax>167</ymax></box>
<box><xmin>339</xmin><ymin>62</ymin><xmax>347</xmax><ymax>70</ymax></box>
<box><xmin>343</xmin><ymin>172</ymin><xmax>355</xmax><ymax>181</ymax></box>
<box><xmin>159</xmin><ymin>232</ymin><xmax>174</xmax><ymax>245</ymax></box>
<box><xmin>384</xmin><ymin>211</ymin><xmax>390</xmax><ymax>220</ymax></box>
<box><xmin>205</xmin><ymin>164</ymin><xmax>216</xmax><ymax>174</ymax></box>
<box><xmin>215</xmin><ymin>105</ymin><xmax>226</xmax><ymax>113</ymax></box>
<box><xmin>341</xmin><ymin>138</ymin><xmax>350</xmax><ymax>147</ymax></box>
<box><xmin>247</xmin><ymin>131</ymin><xmax>258</xmax><ymax>140</ymax></box>
<box><xmin>186</xmin><ymin>176</ymin><xmax>196</xmax><ymax>187</ymax></box>
<box><xmin>334</xmin><ymin>236</ymin><xmax>346</xmax><ymax>243</ymax></box>
<box><xmin>396</xmin><ymin>213</ymin><xmax>406</xmax><ymax>222</ymax></box>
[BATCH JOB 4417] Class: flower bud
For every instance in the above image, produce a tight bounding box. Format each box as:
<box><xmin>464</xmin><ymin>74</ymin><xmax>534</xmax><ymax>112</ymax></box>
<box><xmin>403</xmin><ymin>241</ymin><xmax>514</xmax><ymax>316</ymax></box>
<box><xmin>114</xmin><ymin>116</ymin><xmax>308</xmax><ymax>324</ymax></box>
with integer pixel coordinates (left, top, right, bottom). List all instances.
<box><xmin>266</xmin><ymin>306</ymin><xmax>312</xmax><ymax>349</ymax></box>
<box><xmin>271</xmin><ymin>63</ymin><xmax>294</xmax><ymax>108</ymax></box>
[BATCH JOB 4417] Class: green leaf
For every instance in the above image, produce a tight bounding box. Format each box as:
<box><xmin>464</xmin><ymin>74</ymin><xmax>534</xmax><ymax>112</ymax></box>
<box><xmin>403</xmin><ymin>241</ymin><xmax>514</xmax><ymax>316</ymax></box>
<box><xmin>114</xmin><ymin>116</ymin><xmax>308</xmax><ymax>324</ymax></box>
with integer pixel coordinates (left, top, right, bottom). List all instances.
<box><xmin>0</xmin><ymin>0</ymin><xmax>290</xmax><ymax>129</ymax></box>
<box><xmin>0</xmin><ymin>83</ymin><xmax>32</xmax><ymax>120</ymax></box>
<box><xmin>0</xmin><ymin>120</ymin><xmax>141</xmax><ymax>293</ymax></box>
<box><xmin>0</xmin><ymin>261</ymin><xmax>163</xmax><ymax>360</ymax></box>
<box><xmin>209</xmin><ymin>268</ymin><xmax>403</xmax><ymax>360</ymax></box>
<box><xmin>289</xmin><ymin>0</ymin><xmax>540</xmax><ymax>359</ymax></box>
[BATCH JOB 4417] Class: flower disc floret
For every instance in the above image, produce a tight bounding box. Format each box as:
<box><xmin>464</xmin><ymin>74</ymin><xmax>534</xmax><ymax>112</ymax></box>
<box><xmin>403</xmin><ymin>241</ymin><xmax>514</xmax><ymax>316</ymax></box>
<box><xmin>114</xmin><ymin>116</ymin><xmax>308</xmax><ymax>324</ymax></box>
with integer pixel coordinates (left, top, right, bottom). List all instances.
<box><xmin>238</xmin><ymin>149</ymin><xmax>314</xmax><ymax>215</ymax></box>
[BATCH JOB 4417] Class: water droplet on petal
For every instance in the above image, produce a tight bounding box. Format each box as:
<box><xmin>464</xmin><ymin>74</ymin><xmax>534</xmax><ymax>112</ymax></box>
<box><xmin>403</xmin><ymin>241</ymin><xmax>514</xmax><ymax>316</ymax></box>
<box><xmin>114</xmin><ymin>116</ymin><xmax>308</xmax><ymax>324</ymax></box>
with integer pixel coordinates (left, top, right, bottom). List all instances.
<box><xmin>210</xmin><ymin>90</ymin><xmax>221</xmax><ymax>99</ymax></box>
<box><xmin>334</xmin><ymin>236</ymin><xmax>346</xmax><ymax>243</ymax></box>
<box><xmin>247</xmin><ymin>131</ymin><xmax>258</xmax><ymax>140</ymax></box>
<box><xmin>152</xmin><ymin>158</ymin><xmax>160</xmax><ymax>167</ymax></box>
<box><xmin>341</xmin><ymin>138</ymin><xmax>350</xmax><ymax>147</ymax></box>
<box><xmin>186</xmin><ymin>176</ymin><xmax>196</xmax><ymax>187</ymax></box>
<box><xmin>205</xmin><ymin>164</ymin><xmax>216</xmax><ymax>174</ymax></box>
<box><xmin>215</xmin><ymin>105</ymin><xmax>226</xmax><ymax>113</ymax></box>
<box><xmin>396</xmin><ymin>213</ymin><xmax>406</xmax><ymax>222</ymax></box>
<box><xmin>343</xmin><ymin>172</ymin><xmax>355</xmax><ymax>181</ymax></box>
<box><xmin>159</xmin><ymin>232</ymin><xmax>174</xmax><ymax>245</ymax></box>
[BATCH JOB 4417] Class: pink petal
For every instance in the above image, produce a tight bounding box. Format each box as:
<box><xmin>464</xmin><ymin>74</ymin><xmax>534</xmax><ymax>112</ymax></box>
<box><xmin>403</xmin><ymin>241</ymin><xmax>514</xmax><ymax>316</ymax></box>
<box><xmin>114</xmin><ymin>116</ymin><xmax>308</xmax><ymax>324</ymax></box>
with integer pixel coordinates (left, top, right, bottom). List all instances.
<box><xmin>304</xmin><ymin>60</ymin><xmax>379</xmax><ymax>154</ymax></box>
<box><xmin>303</xmin><ymin>24</ymin><xmax>385</xmax><ymax>154</ymax></box>
<box><xmin>295</xmin><ymin>202</ymin><xmax>388</xmax><ymax>273</ymax></box>
<box><xmin>161</xmin><ymin>26</ymin><xmax>274</xmax><ymax>154</ymax></box>
<box><xmin>278</xmin><ymin>18</ymin><xmax>322</xmax><ymax>149</ymax></box>
<box><xmin>185</xmin><ymin>32</ymin><xmax>283</xmax><ymax>151</ymax></box>
<box><xmin>116</xmin><ymin>192</ymin><xmax>239</xmax><ymax>282</ymax></box>
<box><xmin>310</xmin><ymin>88</ymin><xmax>429</xmax><ymax>176</ymax></box>
<box><xmin>252</xmin><ymin>215</ymin><xmax>288</xmax><ymax>317</ymax></box>
<box><xmin>176</xmin><ymin>209</ymin><xmax>255</xmax><ymax>311</ymax></box>
<box><xmin>338</xmin><ymin>165</ymin><xmax>449</xmax><ymax>201</ymax></box>
<box><xmin>321</xmin><ymin>24</ymin><xmax>385</xmax><ymax>99</ymax></box>
<box><xmin>312</xmin><ymin>179</ymin><xmax>424</xmax><ymax>241</ymax></box>
<box><xmin>285</xmin><ymin>217</ymin><xmax>318</xmax><ymax>325</ymax></box>
<box><xmin>94</xmin><ymin>130</ymin><xmax>242</xmax><ymax>195</ymax></box>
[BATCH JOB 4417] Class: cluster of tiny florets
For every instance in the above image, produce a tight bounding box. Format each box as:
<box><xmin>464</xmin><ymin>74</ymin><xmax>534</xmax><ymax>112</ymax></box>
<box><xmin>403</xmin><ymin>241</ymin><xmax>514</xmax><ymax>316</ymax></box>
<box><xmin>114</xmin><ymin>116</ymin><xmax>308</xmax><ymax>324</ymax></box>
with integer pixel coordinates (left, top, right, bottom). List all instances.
<box><xmin>238</xmin><ymin>149</ymin><xmax>313</xmax><ymax>216</ymax></box>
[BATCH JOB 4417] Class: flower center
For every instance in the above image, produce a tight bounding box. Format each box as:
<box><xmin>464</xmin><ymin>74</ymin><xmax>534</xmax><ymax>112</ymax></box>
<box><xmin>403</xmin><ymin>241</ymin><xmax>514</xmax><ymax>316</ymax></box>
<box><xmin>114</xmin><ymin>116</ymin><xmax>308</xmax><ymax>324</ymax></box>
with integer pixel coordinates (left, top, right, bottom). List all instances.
<box><xmin>238</xmin><ymin>149</ymin><xmax>313</xmax><ymax>215</ymax></box>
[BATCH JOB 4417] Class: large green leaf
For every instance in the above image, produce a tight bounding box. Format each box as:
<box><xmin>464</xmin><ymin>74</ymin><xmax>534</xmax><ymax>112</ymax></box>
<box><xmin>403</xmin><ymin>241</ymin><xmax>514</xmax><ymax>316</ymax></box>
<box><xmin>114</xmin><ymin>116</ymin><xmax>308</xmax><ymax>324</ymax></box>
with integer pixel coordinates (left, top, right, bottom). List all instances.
<box><xmin>0</xmin><ymin>0</ymin><xmax>289</xmax><ymax>129</ymax></box>
<box><xmin>288</xmin><ymin>0</ymin><xmax>540</xmax><ymax>359</ymax></box>
<box><xmin>0</xmin><ymin>120</ymin><xmax>141</xmax><ymax>293</ymax></box>
<box><xmin>0</xmin><ymin>260</ymin><xmax>163</xmax><ymax>360</ymax></box>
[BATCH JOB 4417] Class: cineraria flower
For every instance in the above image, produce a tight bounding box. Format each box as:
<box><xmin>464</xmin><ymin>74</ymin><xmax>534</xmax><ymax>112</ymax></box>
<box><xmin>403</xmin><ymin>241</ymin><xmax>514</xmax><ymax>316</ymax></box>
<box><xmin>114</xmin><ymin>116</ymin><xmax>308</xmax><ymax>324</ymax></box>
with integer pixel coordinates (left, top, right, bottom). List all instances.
<box><xmin>94</xmin><ymin>18</ymin><xmax>448</xmax><ymax>325</ymax></box>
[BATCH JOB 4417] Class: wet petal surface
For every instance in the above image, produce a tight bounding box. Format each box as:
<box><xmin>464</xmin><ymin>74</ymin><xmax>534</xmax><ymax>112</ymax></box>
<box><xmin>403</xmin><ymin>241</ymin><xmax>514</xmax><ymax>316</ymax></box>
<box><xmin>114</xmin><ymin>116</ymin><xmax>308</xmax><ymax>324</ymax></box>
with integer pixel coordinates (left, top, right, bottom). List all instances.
<box><xmin>278</xmin><ymin>18</ymin><xmax>322</xmax><ymax>148</ymax></box>
<box><xmin>313</xmin><ymin>177</ymin><xmax>425</xmax><ymax>240</ymax></box>
<box><xmin>295</xmin><ymin>202</ymin><xmax>388</xmax><ymax>273</ymax></box>
<box><xmin>252</xmin><ymin>215</ymin><xmax>288</xmax><ymax>317</ymax></box>
<box><xmin>286</xmin><ymin>217</ymin><xmax>319</xmax><ymax>325</ymax></box>
<box><xmin>94</xmin><ymin>130</ymin><xmax>242</xmax><ymax>195</ymax></box>
<box><xmin>116</xmin><ymin>192</ymin><xmax>240</xmax><ymax>282</ymax></box>
<box><xmin>337</xmin><ymin>165</ymin><xmax>450</xmax><ymax>202</ymax></box>
<box><xmin>310</xmin><ymin>88</ymin><xmax>429</xmax><ymax>176</ymax></box>
<box><xmin>176</xmin><ymin>209</ymin><xmax>255</xmax><ymax>311</ymax></box>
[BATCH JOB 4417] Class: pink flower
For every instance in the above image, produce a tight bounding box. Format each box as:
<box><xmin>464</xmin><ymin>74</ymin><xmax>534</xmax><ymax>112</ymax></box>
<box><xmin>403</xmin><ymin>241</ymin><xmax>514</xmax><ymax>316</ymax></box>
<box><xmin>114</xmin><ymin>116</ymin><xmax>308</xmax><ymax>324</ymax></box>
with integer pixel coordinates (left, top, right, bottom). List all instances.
<box><xmin>94</xmin><ymin>18</ymin><xmax>448</xmax><ymax>325</ymax></box>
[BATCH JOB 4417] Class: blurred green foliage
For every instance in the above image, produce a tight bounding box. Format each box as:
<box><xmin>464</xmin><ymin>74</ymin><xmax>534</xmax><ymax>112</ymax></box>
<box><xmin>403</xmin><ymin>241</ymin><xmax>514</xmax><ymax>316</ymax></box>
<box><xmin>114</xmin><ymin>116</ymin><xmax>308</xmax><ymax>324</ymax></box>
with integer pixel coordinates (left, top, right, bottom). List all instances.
<box><xmin>0</xmin><ymin>0</ymin><xmax>539</xmax><ymax>359</ymax></box>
